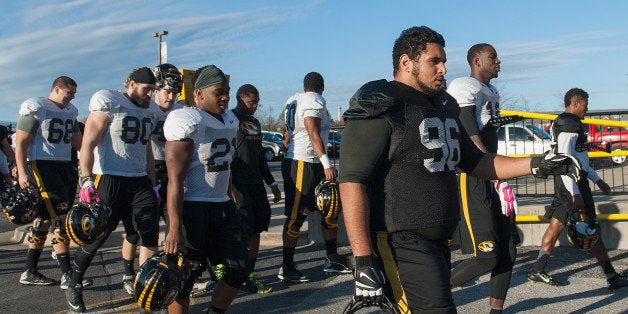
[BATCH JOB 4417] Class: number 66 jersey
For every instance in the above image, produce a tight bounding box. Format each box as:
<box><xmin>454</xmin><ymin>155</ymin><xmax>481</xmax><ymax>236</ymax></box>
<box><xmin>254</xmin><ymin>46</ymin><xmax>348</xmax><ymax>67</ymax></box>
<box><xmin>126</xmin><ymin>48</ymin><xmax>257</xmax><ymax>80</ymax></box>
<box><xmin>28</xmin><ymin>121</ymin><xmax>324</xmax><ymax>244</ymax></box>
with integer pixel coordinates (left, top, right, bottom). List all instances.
<box><xmin>163</xmin><ymin>106</ymin><xmax>238</xmax><ymax>202</ymax></box>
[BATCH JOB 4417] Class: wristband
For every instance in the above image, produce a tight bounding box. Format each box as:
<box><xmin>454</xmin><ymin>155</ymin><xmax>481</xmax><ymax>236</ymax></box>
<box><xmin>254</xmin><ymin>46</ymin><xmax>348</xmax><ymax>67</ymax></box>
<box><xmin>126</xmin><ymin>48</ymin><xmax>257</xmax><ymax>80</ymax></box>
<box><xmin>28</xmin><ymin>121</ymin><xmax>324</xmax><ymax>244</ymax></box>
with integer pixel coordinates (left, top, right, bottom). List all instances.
<box><xmin>270</xmin><ymin>182</ymin><xmax>278</xmax><ymax>188</ymax></box>
<box><xmin>319</xmin><ymin>154</ymin><xmax>331</xmax><ymax>169</ymax></box>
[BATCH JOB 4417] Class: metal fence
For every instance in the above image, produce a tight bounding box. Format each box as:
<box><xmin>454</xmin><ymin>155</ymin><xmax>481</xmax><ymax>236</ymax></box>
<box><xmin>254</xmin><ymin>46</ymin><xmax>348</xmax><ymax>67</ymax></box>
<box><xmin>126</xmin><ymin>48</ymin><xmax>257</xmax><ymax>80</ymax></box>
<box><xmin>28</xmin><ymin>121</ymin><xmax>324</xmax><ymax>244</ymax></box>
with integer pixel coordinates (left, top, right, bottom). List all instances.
<box><xmin>329</xmin><ymin>109</ymin><xmax>628</xmax><ymax>197</ymax></box>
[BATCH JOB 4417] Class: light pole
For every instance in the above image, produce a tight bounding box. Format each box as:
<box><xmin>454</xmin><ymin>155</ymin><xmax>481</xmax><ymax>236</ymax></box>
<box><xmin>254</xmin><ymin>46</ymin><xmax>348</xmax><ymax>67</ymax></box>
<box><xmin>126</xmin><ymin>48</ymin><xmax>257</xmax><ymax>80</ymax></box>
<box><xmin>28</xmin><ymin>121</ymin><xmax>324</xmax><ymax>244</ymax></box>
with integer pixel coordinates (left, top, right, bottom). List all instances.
<box><xmin>153</xmin><ymin>30</ymin><xmax>168</xmax><ymax>64</ymax></box>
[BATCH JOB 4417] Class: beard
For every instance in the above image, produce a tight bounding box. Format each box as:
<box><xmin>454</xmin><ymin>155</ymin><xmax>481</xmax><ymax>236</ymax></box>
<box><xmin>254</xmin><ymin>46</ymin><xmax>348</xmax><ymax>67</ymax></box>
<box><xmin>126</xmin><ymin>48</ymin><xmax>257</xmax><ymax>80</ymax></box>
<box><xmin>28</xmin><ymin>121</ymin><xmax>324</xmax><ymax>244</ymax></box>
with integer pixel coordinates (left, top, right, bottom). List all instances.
<box><xmin>411</xmin><ymin>66</ymin><xmax>442</xmax><ymax>96</ymax></box>
<box><xmin>129</xmin><ymin>89</ymin><xmax>151</xmax><ymax>108</ymax></box>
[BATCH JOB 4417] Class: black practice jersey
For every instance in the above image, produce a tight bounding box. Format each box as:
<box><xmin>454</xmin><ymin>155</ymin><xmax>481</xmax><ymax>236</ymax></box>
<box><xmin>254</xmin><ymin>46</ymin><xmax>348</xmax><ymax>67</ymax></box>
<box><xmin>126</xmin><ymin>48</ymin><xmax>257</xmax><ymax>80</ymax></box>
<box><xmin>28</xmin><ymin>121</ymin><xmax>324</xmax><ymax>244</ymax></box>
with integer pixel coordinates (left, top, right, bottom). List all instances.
<box><xmin>340</xmin><ymin>80</ymin><xmax>484</xmax><ymax>236</ymax></box>
<box><xmin>231</xmin><ymin>110</ymin><xmax>275</xmax><ymax>186</ymax></box>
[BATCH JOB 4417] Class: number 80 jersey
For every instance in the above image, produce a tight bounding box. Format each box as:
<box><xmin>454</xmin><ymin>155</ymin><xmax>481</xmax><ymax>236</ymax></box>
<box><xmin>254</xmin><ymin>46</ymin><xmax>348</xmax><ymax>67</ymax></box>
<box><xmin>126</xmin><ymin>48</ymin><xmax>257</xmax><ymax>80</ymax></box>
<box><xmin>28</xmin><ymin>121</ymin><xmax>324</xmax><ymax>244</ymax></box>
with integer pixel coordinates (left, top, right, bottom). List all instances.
<box><xmin>164</xmin><ymin>107</ymin><xmax>239</xmax><ymax>202</ymax></box>
<box><xmin>89</xmin><ymin>90</ymin><xmax>159</xmax><ymax>176</ymax></box>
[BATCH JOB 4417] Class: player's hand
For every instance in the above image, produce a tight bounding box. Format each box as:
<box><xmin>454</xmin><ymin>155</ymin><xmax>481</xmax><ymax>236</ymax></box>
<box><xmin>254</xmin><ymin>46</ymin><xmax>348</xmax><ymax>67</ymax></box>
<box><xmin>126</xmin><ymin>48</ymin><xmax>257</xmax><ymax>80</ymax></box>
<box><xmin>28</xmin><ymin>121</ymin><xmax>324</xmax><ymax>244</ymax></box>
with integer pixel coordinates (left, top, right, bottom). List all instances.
<box><xmin>530</xmin><ymin>153</ymin><xmax>581</xmax><ymax>182</ymax></box>
<box><xmin>353</xmin><ymin>255</ymin><xmax>385</xmax><ymax>304</ymax></box>
<box><xmin>79</xmin><ymin>180</ymin><xmax>101</xmax><ymax>203</ymax></box>
<box><xmin>597</xmin><ymin>180</ymin><xmax>611</xmax><ymax>195</ymax></box>
<box><xmin>572</xmin><ymin>194</ymin><xmax>585</xmax><ymax>210</ymax></box>
<box><xmin>324</xmin><ymin>167</ymin><xmax>337</xmax><ymax>181</ymax></box>
<box><xmin>164</xmin><ymin>227</ymin><xmax>185</xmax><ymax>254</ymax></box>
<box><xmin>495</xmin><ymin>181</ymin><xmax>518</xmax><ymax>217</ymax></box>
<box><xmin>271</xmin><ymin>185</ymin><xmax>282</xmax><ymax>203</ymax></box>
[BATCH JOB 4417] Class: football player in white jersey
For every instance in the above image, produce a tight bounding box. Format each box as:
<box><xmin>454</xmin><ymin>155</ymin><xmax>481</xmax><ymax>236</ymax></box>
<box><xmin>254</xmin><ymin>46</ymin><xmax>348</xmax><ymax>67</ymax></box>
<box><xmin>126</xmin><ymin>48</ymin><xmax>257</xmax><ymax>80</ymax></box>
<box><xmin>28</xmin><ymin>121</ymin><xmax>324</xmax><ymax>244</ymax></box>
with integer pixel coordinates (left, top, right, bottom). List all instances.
<box><xmin>64</xmin><ymin>67</ymin><xmax>160</xmax><ymax>312</ymax></box>
<box><xmin>14</xmin><ymin>76</ymin><xmax>90</xmax><ymax>290</ymax></box>
<box><xmin>117</xmin><ymin>63</ymin><xmax>184</xmax><ymax>296</ymax></box>
<box><xmin>448</xmin><ymin>44</ymin><xmax>516</xmax><ymax>313</ymax></box>
<box><xmin>279</xmin><ymin>72</ymin><xmax>351</xmax><ymax>284</ymax></box>
<box><xmin>163</xmin><ymin>65</ymin><xmax>250</xmax><ymax>314</ymax></box>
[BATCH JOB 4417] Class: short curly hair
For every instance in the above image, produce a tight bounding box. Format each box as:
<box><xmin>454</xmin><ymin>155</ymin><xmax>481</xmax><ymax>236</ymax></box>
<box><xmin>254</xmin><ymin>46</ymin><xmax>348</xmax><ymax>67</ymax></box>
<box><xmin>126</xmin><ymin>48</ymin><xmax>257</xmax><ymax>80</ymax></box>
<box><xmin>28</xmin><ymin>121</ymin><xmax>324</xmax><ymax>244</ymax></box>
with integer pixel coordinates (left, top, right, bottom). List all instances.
<box><xmin>564</xmin><ymin>88</ymin><xmax>588</xmax><ymax>107</ymax></box>
<box><xmin>392</xmin><ymin>26</ymin><xmax>445</xmax><ymax>76</ymax></box>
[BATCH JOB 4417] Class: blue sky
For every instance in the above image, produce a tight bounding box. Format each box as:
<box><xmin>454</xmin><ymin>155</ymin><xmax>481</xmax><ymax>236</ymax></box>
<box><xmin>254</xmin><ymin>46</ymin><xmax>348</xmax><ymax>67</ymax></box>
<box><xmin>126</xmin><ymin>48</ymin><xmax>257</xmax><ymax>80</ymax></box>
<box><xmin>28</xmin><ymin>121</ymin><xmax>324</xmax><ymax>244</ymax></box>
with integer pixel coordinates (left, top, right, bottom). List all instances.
<box><xmin>1</xmin><ymin>0</ymin><xmax>627</xmax><ymax>123</ymax></box>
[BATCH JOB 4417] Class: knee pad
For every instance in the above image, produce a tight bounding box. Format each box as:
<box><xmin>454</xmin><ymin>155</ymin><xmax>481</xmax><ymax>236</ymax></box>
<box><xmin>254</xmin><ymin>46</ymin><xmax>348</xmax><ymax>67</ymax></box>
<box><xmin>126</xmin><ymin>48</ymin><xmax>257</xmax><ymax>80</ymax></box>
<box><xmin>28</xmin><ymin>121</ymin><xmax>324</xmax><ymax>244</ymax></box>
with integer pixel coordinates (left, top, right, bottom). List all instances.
<box><xmin>28</xmin><ymin>230</ymin><xmax>48</xmax><ymax>245</ymax></box>
<box><xmin>51</xmin><ymin>227</ymin><xmax>70</xmax><ymax>245</ymax></box>
<box><xmin>222</xmin><ymin>258</ymin><xmax>251</xmax><ymax>288</ymax></box>
<box><xmin>283</xmin><ymin>218</ymin><xmax>305</xmax><ymax>238</ymax></box>
<box><xmin>125</xmin><ymin>234</ymin><xmax>140</xmax><ymax>245</ymax></box>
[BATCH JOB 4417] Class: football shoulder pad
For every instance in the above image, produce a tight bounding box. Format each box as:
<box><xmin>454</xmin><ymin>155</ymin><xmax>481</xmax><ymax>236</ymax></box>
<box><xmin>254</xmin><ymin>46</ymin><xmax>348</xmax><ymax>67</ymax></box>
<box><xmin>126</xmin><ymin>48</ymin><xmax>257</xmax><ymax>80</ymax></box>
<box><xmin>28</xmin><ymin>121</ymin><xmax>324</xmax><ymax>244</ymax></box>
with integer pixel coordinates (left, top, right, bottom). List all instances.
<box><xmin>89</xmin><ymin>89</ymin><xmax>122</xmax><ymax>113</ymax></box>
<box><xmin>553</xmin><ymin>113</ymin><xmax>581</xmax><ymax>134</ymax></box>
<box><xmin>18</xmin><ymin>97</ymin><xmax>45</xmax><ymax>116</ymax></box>
<box><xmin>298</xmin><ymin>92</ymin><xmax>326</xmax><ymax>112</ymax></box>
<box><xmin>447</xmin><ymin>77</ymin><xmax>482</xmax><ymax>107</ymax></box>
<box><xmin>344</xmin><ymin>79</ymin><xmax>396</xmax><ymax>119</ymax></box>
<box><xmin>163</xmin><ymin>107</ymin><xmax>201</xmax><ymax>141</ymax></box>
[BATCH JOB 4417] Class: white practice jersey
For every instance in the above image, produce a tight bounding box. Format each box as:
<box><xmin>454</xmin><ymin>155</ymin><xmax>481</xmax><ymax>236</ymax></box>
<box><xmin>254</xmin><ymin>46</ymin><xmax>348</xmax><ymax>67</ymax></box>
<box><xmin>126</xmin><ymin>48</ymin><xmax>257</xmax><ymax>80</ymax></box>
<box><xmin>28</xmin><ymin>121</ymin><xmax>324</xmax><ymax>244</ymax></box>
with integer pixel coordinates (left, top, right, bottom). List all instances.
<box><xmin>19</xmin><ymin>97</ymin><xmax>78</xmax><ymax>161</ymax></box>
<box><xmin>164</xmin><ymin>107</ymin><xmax>238</xmax><ymax>202</ymax></box>
<box><xmin>89</xmin><ymin>90</ymin><xmax>159</xmax><ymax>176</ymax></box>
<box><xmin>150</xmin><ymin>102</ymin><xmax>183</xmax><ymax>161</ymax></box>
<box><xmin>447</xmin><ymin>77</ymin><xmax>500</xmax><ymax>131</ymax></box>
<box><xmin>283</xmin><ymin>92</ymin><xmax>330</xmax><ymax>162</ymax></box>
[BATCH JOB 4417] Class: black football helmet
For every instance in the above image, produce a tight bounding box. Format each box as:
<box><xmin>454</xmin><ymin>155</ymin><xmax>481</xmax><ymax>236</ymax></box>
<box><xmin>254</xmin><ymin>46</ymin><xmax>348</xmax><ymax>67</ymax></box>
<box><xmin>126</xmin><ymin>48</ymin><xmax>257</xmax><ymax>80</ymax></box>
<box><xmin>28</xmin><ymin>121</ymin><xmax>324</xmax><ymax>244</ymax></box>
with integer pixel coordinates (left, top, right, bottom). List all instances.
<box><xmin>3</xmin><ymin>185</ymin><xmax>41</xmax><ymax>225</ymax></box>
<box><xmin>566</xmin><ymin>208</ymin><xmax>600</xmax><ymax>251</ymax></box>
<box><xmin>135</xmin><ymin>251</ymin><xmax>190</xmax><ymax>311</ymax></box>
<box><xmin>153</xmin><ymin>63</ymin><xmax>182</xmax><ymax>92</ymax></box>
<box><xmin>65</xmin><ymin>202</ymin><xmax>111</xmax><ymax>246</ymax></box>
<box><xmin>315</xmin><ymin>178</ymin><xmax>342</xmax><ymax>221</ymax></box>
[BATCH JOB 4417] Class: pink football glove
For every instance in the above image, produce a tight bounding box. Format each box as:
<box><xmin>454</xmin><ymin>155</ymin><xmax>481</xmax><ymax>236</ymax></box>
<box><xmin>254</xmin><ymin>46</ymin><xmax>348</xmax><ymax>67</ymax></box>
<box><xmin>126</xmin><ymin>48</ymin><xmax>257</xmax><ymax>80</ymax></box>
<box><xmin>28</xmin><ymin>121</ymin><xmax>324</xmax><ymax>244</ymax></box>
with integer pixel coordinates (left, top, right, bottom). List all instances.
<box><xmin>79</xmin><ymin>180</ymin><xmax>101</xmax><ymax>203</ymax></box>
<box><xmin>495</xmin><ymin>181</ymin><xmax>518</xmax><ymax>217</ymax></box>
<box><xmin>154</xmin><ymin>184</ymin><xmax>162</xmax><ymax>207</ymax></box>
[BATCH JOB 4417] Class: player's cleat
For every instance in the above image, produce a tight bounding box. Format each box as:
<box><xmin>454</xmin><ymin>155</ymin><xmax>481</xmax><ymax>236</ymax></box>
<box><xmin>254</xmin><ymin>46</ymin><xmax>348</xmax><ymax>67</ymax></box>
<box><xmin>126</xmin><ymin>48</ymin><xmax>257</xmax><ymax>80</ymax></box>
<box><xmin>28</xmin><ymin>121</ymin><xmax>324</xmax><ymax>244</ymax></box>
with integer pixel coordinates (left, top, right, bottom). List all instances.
<box><xmin>19</xmin><ymin>270</ymin><xmax>55</xmax><ymax>286</ymax></box>
<box><xmin>242</xmin><ymin>272</ymin><xmax>272</xmax><ymax>294</ymax></box>
<box><xmin>528</xmin><ymin>272</ymin><xmax>564</xmax><ymax>286</ymax></box>
<box><xmin>215</xmin><ymin>263</ymin><xmax>225</xmax><ymax>280</ymax></box>
<box><xmin>278</xmin><ymin>265</ymin><xmax>310</xmax><ymax>283</ymax></box>
<box><xmin>122</xmin><ymin>274</ymin><xmax>135</xmax><ymax>296</ymax></box>
<box><xmin>60</xmin><ymin>273</ymin><xmax>94</xmax><ymax>290</ymax></box>
<box><xmin>323</xmin><ymin>254</ymin><xmax>353</xmax><ymax>274</ymax></box>
<box><xmin>65</xmin><ymin>282</ymin><xmax>86</xmax><ymax>312</ymax></box>
<box><xmin>608</xmin><ymin>274</ymin><xmax>628</xmax><ymax>291</ymax></box>
<box><xmin>190</xmin><ymin>278</ymin><xmax>215</xmax><ymax>297</ymax></box>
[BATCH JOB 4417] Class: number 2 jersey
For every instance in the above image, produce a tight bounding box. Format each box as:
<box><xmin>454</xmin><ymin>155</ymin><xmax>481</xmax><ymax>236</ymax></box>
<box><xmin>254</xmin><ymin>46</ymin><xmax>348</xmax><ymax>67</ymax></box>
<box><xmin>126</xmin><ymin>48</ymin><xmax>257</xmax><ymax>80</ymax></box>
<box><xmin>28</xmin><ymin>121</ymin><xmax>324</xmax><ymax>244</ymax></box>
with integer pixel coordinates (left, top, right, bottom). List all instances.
<box><xmin>447</xmin><ymin>77</ymin><xmax>500</xmax><ymax>153</ymax></box>
<box><xmin>339</xmin><ymin>80</ymin><xmax>484</xmax><ymax>236</ymax></box>
<box><xmin>18</xmin><ymin>97</ymin><xmax>79</xmax><ymax>161</ymax></box>
<box><xmin>163</xmin><ymin>107</ymin><xmax>238</xmax><ymax>202</ymax></box>
<box><xmin>89</xmin><ymin>90</ymin><xmax>159</xmax><ymax>176</ymax></box>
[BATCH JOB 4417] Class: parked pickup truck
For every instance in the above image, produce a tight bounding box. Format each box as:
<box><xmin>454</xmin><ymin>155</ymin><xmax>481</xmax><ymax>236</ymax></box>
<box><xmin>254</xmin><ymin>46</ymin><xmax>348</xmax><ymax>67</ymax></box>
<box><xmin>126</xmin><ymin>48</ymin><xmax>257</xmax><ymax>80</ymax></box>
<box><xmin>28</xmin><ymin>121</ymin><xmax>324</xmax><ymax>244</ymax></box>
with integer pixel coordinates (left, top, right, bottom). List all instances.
<box><xmin>587</xmin><ymin>124</ymin><xmax>628</xmax><ymax>165</ymax></box>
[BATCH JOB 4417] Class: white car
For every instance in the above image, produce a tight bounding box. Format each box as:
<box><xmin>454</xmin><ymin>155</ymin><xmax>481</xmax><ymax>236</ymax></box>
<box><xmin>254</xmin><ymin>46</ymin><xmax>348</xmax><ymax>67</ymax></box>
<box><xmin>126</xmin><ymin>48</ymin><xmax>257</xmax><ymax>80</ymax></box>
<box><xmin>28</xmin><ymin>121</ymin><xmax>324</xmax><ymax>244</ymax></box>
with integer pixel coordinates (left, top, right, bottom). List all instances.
<box><xmin>497</xmin><ymin>123</ymin><xmax>553</xmax><ymax>156</ymax></box>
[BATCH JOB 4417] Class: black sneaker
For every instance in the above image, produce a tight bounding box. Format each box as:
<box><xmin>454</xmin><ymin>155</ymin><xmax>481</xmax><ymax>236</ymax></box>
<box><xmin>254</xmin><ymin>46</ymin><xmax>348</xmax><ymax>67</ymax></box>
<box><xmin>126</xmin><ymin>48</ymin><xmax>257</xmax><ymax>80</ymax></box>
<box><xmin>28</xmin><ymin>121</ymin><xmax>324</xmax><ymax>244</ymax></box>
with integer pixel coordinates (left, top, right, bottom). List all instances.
<box><xmin>528</xmin><ymin>272</ymin><xmax>564</xmax><ymax>286</ymax></box>
<box><xmin>323</xmin><ymin>254</ymin><xmax>352</xmax><ymax>274</ymax></box>
<box><xmin>277</xmin><ymin>265</ymin><xmax>310</xmax><ymax>283</ymax></box>
<box><xmin>65</xmin><ymin>282</ymin><xmax>86</xmax><ymax>312</ymax></box>
<box><xmin>608</xmin><ymin>274</ymin><xmax>628</xmax><ymax>291</ymax></box>
<box><xmin>19</xmin><ymin>270</ymin><xmax>55</xmax><ymax>286</ymax></box>
<box><xmin>60</xmin><ymin>273</ymin><xmax>94</xmax><ymax>290</ymax></box>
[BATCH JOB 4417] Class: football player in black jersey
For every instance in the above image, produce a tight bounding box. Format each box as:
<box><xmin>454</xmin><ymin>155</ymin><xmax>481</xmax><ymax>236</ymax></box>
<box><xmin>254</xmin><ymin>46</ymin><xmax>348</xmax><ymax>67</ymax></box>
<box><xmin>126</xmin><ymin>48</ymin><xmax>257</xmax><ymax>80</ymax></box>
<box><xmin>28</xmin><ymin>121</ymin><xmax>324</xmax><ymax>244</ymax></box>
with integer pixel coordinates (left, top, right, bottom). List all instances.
<box><xmin>230</xmin><ymin>84</ymin><xmax>281</xmax><ymax>294</ymax></box>
<box><xmin>339</xmin><ymin>26</ymin><xmax>582</xmax><ymax>313</ymax></box>
<box><xmin>528</xmin><ymin>88</ymin><xmax>628</xmax><ymax>291</ymax></box>
<box><xmin>447</xmin><ymin>44</ymin><xmax>517</xmax><ymax>313</ymax></box>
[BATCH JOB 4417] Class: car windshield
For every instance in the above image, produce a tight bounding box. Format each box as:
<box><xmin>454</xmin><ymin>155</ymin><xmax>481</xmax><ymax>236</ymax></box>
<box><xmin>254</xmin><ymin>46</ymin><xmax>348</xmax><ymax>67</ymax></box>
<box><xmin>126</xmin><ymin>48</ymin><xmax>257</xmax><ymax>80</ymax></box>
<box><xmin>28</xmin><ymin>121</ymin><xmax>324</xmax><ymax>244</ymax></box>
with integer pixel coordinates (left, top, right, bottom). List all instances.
<box><xmin>526</xmin><ymin>124</ymin><xmax>551</xmax><ymax>140</ymax></box>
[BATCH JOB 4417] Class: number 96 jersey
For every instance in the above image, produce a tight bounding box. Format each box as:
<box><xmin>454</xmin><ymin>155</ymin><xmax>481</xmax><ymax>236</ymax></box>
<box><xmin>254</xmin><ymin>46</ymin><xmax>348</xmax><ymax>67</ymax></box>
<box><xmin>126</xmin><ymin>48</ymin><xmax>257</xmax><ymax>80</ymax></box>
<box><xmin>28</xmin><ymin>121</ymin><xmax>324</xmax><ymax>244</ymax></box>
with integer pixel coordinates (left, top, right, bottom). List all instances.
<box><xmin>89</xmin><ymin>90</ymin><xmax>159</xmax><ymax>176</ymax></box>
<box><xmin>164</xmin><ymin>107</ymin><xmax>239</xmax><ymax>202</ymax></box>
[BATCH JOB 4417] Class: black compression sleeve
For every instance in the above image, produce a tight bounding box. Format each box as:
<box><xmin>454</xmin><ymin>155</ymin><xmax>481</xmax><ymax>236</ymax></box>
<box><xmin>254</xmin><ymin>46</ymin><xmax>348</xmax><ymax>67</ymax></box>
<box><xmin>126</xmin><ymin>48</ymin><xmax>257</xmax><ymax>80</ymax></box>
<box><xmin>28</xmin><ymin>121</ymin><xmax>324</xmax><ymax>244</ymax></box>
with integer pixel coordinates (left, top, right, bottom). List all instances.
<box><xmin>459</xmin><ymin>105</ymin><xmax>480</xmax><ymax>137</ymax></box>
<box><xmin>338</xmin><ymin>118</ymin><xmax>391</xmax><ymax>184</ymax></box>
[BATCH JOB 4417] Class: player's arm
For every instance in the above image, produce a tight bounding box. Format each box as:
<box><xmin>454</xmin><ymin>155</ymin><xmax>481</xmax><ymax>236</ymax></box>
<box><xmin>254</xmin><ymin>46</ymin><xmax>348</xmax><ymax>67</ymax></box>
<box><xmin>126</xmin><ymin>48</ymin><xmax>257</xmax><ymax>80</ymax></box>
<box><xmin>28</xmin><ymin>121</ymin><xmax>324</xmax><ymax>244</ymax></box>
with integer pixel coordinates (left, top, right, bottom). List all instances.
<box><xmin>15</xmin><ymin>115</ymin><xmax>39</xmax><ymax>188</ymax></box>
<box><xmin>459</xmin><ymin>105</ymin><xmax>489</xmax><ymax>153</ymax></box>
<box><xmin>164</xmin><ymin>138</ymin><xmax>192</xmax><ymax>254</ymax></box>
<box><xmin>79</xmin><ymin>112</ymin><xmax>109</xmax><ymax>179</ymax></box>
<box><xmin>258</xmin><ymin>142</ymin><xmax>281</xmax><ymax>203</ymax></box>
<box><xmin>304</xmin><ymin>116</ymin><xmax>335</xmax><ymax>180</ymax></box>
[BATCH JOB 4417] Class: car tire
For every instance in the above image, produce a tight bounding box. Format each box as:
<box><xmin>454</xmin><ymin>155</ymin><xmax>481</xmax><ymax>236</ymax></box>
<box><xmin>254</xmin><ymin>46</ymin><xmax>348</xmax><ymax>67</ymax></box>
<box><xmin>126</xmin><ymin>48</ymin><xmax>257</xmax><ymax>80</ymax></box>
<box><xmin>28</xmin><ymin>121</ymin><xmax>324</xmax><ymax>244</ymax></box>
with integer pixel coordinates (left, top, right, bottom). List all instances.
<box><xmin>611</xmin><ymin>146</ymin><xmax>626</xmax><ymax>165</ymax></box>
<box><xmin>264</xmin><ymin>149</ymin><xmax>275</xmax><ymax>162</ymax></box>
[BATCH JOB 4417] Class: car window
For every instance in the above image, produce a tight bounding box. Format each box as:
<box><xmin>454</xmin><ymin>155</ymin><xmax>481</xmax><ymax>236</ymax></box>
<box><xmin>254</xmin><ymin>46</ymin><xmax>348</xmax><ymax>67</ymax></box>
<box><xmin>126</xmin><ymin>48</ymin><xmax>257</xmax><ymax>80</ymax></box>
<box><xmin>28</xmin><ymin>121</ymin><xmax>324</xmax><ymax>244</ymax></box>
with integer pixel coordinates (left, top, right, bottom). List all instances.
<box><xmin>510</xmin><ymin>127</ymin><xmax>531</xmax><ymax>141</ymax></box>
<box><xmin>497</xmin><ymin>127</ymin><xmax>506</xmax><ymax>141</ymax></box>
<box><xmin>526</xmin><ymin>124</ymin><xmax>551</xmax><ymax>140</ymax></box>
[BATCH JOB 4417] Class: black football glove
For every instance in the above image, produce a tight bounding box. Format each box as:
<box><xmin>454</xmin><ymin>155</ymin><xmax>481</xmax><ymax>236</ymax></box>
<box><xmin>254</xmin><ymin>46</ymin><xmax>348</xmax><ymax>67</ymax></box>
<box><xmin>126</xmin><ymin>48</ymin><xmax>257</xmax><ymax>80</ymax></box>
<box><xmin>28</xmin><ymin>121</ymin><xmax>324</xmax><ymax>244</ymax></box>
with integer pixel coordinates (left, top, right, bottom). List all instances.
<box><xmin>530</xmin><ymin>153</ymin><xmax>581</xmax><ymax>182</ymax></box>
<box><xmin>353</xmin><ymin>255</ymin><xmax>385</xmax><ymax>303</ymax></box>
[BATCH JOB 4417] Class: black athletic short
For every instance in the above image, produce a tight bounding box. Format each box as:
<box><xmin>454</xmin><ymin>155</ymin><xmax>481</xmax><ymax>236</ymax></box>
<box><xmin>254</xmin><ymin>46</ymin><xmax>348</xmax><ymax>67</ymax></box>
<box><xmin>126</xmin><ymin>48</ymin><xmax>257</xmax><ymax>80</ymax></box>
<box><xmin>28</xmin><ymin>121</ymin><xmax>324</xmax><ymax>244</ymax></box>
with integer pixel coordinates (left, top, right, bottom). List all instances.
<box><xmin>95</xmin><ymin>174</ymin><xmax>159</xmax><ymax>247</ymax></box>
<box><xmin>233</xmin><ymin>182</ymin><xmax>271</xmax><ymax>235</ymax></box>
<box><xmin>181</xmin><ymin>200</ymin><xmax>249</xmax><ymax>265</ymax></box>
<box><xmin>281</xmin><ymin>158</ymin><xmax>325</xmax><ymax>232</ymax></box>
<box><xmin>389</xmin><ymin>231</ymin><xmax>456</xmax><ymax>313</ymax></box>
<box><xmin>30</xmin><ymin>160</ymin><xmax>78</xmax><ymax>219</ymax></box>
<box><xmin>372</xmin><ymin>231</ymin><xmax>411</xmax><ymax>314</ymax></box>
<box><xmin>546</xmin><ymin>173</ymin><xmax>595</xmax><ymax>224</ymax></box>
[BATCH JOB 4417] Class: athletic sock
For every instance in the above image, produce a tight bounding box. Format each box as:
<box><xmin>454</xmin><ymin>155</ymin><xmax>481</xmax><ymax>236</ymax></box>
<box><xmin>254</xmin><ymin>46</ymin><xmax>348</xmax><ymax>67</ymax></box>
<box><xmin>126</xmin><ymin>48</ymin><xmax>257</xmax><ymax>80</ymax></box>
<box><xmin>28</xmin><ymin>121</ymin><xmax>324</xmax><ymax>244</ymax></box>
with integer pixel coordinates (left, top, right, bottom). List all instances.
<box><xmin>490</xmin><ymin>306</ymin><xmax>503</xmax><ymax>314</ymax></box>
<box><xmin>283</xmin><ymin>247</ymin><xmax>295</xmax><ymax>267</ymax></box>
<box><xmin>600</xmin><ymin>259</ymin><xmax>617</xmax><ymax>280</ymax></box>
<box><xmin>56</xmin><ymin>252</ymin><xmax>71</xmax><ymax>274</ymax></box>
<box><xmin>123</xmin><ymin>258</ymin><xmax>135</xmax><ymax>276</ymax></box>
<box><xmin>532</xmin><ymin>250</ymin><xmax>550</xmax><ymax>273</ymax></box>
<box><xmin>325</xmin><ymin>238</ymin><xmax>338</xmax><ymax>256</ymax></box>
<box><xmin>26</xmin><ymin>249</ymin><xmax>43</xmax><ymax>272</ymax></box>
